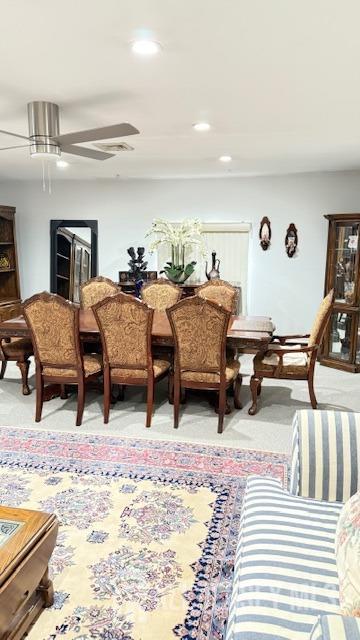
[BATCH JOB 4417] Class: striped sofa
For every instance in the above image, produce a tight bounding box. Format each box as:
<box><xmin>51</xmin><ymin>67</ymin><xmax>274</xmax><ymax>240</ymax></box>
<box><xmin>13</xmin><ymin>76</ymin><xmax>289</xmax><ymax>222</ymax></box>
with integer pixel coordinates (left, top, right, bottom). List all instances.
<box><xmin>225</xmin><ymin>410</ymin><xmax>360</xmax><ymax>640</ymax></box>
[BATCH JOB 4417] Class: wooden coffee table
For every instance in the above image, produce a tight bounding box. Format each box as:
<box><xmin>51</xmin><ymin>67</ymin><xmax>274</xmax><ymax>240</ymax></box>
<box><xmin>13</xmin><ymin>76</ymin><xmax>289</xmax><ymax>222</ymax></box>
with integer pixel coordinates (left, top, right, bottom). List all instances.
<box><xmin>0</xmin><ymin>505</ymin><xmax>58</xmax><ymax>639</ymax></box>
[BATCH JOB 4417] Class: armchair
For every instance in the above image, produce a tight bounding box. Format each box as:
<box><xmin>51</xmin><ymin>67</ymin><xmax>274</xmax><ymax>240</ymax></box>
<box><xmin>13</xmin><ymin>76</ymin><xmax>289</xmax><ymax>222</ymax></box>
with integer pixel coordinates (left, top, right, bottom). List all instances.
<box><xmin>225</xmin><ymin>409</ymin><xmax>360</xmax><ymax>640</ymax></box>
<box><xmin>292</xmin><ymin>409</ymin><xmax>360</xmax><ymax>640</ymax></box>
<box><xmin>289</xmin><ymin>408</ymin><xmax>360</xmax><ymax>502</ymax></box>
<box><xmin>249</xmin><ymin>289</ymin><xmax>334</xmax><ymax>415</ymax></box>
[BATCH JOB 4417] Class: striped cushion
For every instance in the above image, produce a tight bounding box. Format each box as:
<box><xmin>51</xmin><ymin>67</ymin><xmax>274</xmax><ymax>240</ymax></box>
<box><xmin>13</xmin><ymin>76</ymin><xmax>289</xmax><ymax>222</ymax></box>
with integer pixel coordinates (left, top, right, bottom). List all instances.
<box><xmin>289</xmin><ymin>410</ymin><xmax>360</xmax><ymax>502</ymax></box>
<box><xmin>310</xmin><ymin>615</ymin><xmax>360</xmax><ymax>639</ymax></box>
<box><xmin>225</xmin><ymin>475</ymin><xmax>342</xmax><ymax>640</ymax></box>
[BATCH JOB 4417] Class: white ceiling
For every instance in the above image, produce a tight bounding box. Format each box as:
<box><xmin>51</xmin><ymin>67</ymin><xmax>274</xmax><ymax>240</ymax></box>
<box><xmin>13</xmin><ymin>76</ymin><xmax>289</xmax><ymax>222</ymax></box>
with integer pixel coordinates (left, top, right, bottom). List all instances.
<box><xmin>1</xmin><ymin>0</ymin><xmax>360</xmax><ymax>180</ymax></box>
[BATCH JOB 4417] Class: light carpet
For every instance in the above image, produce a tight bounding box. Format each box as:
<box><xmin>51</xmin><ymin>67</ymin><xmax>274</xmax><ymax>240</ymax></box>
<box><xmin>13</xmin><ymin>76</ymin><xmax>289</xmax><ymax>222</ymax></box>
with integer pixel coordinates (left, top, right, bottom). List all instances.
<box><xmin>0</xmin><ymin>427</ymin><xmax>288</xmax><ymax>640</ymax></box>
<box><xmin>0</xmin><ymin>356</ymin><xmax>358</xmax><ymax>453</ymax></box>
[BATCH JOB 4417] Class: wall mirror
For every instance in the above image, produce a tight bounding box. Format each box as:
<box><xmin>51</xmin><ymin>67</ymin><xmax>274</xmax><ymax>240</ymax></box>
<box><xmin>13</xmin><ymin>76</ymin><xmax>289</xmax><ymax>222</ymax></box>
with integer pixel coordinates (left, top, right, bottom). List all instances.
<box><xmin>50</xmin><ymin>220</ymin><xmax>98</xmax><ymax>303</ymax></box>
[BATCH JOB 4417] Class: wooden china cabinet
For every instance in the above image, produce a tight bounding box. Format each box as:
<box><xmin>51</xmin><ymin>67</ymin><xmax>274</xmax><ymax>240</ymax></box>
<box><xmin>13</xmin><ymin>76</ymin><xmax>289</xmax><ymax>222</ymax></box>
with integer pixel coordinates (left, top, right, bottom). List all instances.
<box><xmin>320</xmin><ymin>213</ymin><xmax>360</xmax><ymax>372</ymax></box>
<box><xmin>55</xmin><ymin>228</ymin><xmax>91</xmax><ymax>303</ymax></box>
<box><xmin>0</xmin><ymin>206</ymin><xmax>22</xmax><ymax>322</ymax></box>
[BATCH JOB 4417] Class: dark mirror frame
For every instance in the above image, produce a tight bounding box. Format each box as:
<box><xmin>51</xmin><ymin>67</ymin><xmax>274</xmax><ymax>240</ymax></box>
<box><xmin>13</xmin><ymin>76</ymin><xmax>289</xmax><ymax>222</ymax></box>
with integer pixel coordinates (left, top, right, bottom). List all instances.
<box><xmin>50</xmin><ymin>219</ymin><xmax>98</xmax><ymax>293</ymax></box>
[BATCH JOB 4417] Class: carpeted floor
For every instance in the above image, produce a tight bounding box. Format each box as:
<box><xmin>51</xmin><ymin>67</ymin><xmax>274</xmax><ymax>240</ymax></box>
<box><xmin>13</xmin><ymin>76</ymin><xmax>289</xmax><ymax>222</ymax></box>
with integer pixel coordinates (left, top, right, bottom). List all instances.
<box><xmin>0</xmin><ymin>356</ymin><xmax>358</xmax><ymax>454</ymax></box>
<box><xmin>0</xmin><ymin>427</ymin><xmax>287</xmax><ymax>640</ymax></box>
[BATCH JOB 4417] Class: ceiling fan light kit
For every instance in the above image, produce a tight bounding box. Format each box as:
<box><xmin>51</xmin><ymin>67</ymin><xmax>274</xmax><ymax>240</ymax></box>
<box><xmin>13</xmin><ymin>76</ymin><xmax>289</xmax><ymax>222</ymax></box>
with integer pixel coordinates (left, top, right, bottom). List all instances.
<box><xmin>0</xmin><ymin>100</ymin><xmax>139</xmax><ymax>162</ymax></box>
<box><xmin>28</xmin><ymin>102</ymin><xmax>61</xmax><ymax>160</ymax></box>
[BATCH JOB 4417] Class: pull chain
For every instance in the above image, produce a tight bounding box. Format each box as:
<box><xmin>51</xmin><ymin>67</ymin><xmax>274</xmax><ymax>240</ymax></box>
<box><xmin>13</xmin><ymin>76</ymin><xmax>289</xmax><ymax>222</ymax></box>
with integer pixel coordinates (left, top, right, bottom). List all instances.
<box><xmin>47</xmin><ymin>161</ymin><xmax>52</xmax><ymax>194</ymax></box>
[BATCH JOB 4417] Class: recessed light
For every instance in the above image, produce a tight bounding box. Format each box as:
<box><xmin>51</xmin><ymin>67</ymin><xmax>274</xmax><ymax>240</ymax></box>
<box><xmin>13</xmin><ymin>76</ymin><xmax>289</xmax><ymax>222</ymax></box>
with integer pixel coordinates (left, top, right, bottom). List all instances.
<box><xmin>219</xmin><ymin>155</ymin><xmax>232</xmax><ymax>163</ymax></box>
<box><xmin>56</xmin><ymin>160</ymin><xmax>69</xmax><ymax>168</ymax></box>
<box><xmin>193</xmin><ymin>122</ymin><xmax>211</xmax><ymax>132</ymax></box>
<box><xmin>131</xmin><ymin>40</ymin><xmax>161</xmax><ymax>55</ymax></box>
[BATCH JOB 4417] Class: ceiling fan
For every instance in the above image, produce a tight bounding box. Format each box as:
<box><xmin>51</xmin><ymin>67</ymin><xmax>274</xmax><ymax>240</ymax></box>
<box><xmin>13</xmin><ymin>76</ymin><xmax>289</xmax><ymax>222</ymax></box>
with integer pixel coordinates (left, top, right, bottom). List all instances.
<box><xmin>0</xmin><ymin>101</ymin><xmax>139</xmax><ymax>161</ymax></box>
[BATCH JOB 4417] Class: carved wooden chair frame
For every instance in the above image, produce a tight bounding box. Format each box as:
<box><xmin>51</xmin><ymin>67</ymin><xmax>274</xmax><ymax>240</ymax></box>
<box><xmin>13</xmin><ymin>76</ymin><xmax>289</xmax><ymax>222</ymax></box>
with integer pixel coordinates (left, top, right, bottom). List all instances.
<box><xmin>23</xmin><ymin>292</ymin><xmax>101</xmax><ymax>426</ymax></box>
<box><xmin>93</xmin><ymin>292</ymin><xmax>169</xmax><ymax>427</ymax></box>
<box><xmin>197</xmin><ymin>279</ymin><xmax>239</xmax><ymax>314</ymax></box>
<box><xmin>167</xmin><ymin>296</ymin><xmax>242</xmax><ymax>434</ymax></box>
<box><xmin>80</xmin><ymin>276</ymin><xmax>119</xmax><ymax>309</ymax></box>
<box><xmin>249</xmin><ymin>289</ymin><xmax>335</xmax><ymax>415</ymax></box>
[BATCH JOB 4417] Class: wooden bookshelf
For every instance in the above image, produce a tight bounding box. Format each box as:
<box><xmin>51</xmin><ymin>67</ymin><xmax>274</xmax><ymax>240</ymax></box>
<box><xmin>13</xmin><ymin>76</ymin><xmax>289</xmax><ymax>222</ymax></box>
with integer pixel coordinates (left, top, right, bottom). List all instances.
<box><xmin>0</xmin><ymin>207</ymin><xmax>22</xmax><ymax>322</ymax></box>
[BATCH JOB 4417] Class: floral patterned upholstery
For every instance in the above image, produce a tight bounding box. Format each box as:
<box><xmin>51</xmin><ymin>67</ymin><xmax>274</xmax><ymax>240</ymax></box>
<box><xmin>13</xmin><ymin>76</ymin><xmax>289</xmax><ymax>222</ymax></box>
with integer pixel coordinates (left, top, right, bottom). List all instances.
<box><xmin>168</xmin><ymin>297</ymin><xmax>236</xmax><ymax>382</ymax></box>
<box><xmin>197</xmin><ymin>279</ymin><xmax>238</xmax><ymax>313</ymax></box>
<box><xmin>43</xmin><ymin>354</ymin><xmax>102</xmax><ymax>378</ymax></box>
<box><xmin>24</xmin><ymin>295</ymin><xmax>79</xmax><ymax>369</ymax></box>
<box><xmin>81</xmin><ymin>277</ymin><xmax>118</xmax><ymax>310</ymax></box>
<box><xmin>111</xmin><ymin>359</ymin><xmax>170</xmax><ymax>380</ymax></box>
<box><xmin>336</xmin><ymin>491</ymin><xmax>360</xmax><ymax>616</ymax></box>
<box><xmin>181</xmin><ymin>359</ymin><xmax>240</xmax><ymax>383</ymax></box>
<box><xmin>141</xmin><ymin>279</ymin><xmax>181</xmax><ymax>311</ymax></box>
<box><xmin>169</xmin><ymin>298</ymin><xmax>225</xmax><ymax>371</ymax></box>
<box><xmin>94</xmin><ymin>293</ymin><xmax>155</xmax><ymax>374</ymax></box>
<box><xmin>308</xmin><ymin>290</ymin><xmax>334</xmax><ymax>347</ymax></box>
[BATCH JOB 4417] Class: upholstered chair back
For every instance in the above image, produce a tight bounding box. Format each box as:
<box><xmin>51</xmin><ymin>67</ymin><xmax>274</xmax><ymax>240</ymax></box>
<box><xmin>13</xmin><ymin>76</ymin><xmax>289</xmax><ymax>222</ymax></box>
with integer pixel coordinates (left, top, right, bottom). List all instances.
<box><xmin>308</xmin><ymin>289</ymin><xmax>334</xmax><ymax>348</ymax></box>
<box><xmin>141</xmin><ymin>278</ymin><xmax>181</xmax><ymax>311</ymax></box>
<box><xmin>23</xmin><ymin>292</ymin><xmax>80</xmax><ymax>370</ymax></box>
<box><xmin>197</xmin><ymin>279</ymin><xmax>238</xmax><ymax>314</ymax></box>
<box><xmin>80</xmin><ymin>276</ymin><xmax>118</xmax><ymax>309</ymax></box>
<box><xmin>93</xmin><ymin>293</ymin><xmax>153</xmax><ymax>371</ymax></box>
<box><xmin>167</xmin><ymin>296</ymin><xmax>230</xmax><ymax>374</ymax></box>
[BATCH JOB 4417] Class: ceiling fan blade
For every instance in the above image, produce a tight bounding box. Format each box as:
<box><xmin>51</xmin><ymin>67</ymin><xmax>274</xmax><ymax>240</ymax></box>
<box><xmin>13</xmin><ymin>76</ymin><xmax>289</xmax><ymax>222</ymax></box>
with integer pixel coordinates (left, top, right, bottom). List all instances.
<box><xmin>0</xmin><ymin>129</ymin><xmax>30</xmax><ymax>141</ymax></box>
<box><xmin>61</xmin><ymin>144</ymin><xmax>114</xmax><ymax>160</ymax></box>
<box><xmin>0</xmin><ymin>144</ymin><xmax>30</xmax><ymax>151</ymax></box>
<box><xmin>54</xmin><ymin>123</ymin><xmax>139</xmax><ymax>146</ymax></box>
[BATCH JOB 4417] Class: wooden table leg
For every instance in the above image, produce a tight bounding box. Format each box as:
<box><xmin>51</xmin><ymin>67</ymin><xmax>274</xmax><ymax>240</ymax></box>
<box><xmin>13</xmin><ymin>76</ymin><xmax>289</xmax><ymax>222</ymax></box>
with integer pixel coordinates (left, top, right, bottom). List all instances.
<box><xmin>37</xmin><ymin>567</ymin><xmax>54</xmax><ymax>608</ymax></box>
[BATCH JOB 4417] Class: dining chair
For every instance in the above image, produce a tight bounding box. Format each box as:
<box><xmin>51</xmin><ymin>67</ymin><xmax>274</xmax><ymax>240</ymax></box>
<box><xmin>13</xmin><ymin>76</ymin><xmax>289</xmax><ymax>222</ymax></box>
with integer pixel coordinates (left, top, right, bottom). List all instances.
<box><xmin>197</xmin><ymin>279</ymin><xmax>238</xmax><ymax>314</ymax></box>
<box><xmin>248</xmin><ymin>289</ymin><xmax>335</xmax><ymax>415</ymax></box>
<box><xmin>141</xmin><ymin>278</ymin><xmax>181</xmax><ymax>311</ymax></box>
<box><xmin>0</xmin><ymin>336</ymin><xmax>33</xmax><ymax>395</ymax></box>
<box><xmin>167</xmin><ymin>296</ymin><xmax>242</xmax><ymax>434</ymax></box>
<box><xmin>93</xmin><ymin>292</ymin><xmax>170</xmax><ymax>426</ymax></box>
<box><xmin>80</xmin><ymin>276</ymin><xmax>118</xmax><ymax>309</ymax></box>
<box><xmin>23</xmin><ymin>292</ymin><xmax>102</xmax><ymax>426</ymax></box>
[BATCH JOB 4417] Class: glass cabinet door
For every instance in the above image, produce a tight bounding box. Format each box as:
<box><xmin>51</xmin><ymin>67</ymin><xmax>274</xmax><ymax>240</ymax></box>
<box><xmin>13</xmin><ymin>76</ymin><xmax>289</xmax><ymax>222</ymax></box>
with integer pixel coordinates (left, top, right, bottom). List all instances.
<box><xmin>328</xmin><ymin>311</ymin><xmax>354</xmax><ymax>363</ymax></box>
<box><xmin>333</xmin><ymin>222</ymin><xmax>359</xmax><ymax>304</ymax></box>
<box><xmin>72</xmin><ymin>246</ymin><xmax>82</xmax><ymax>303</ymax></box>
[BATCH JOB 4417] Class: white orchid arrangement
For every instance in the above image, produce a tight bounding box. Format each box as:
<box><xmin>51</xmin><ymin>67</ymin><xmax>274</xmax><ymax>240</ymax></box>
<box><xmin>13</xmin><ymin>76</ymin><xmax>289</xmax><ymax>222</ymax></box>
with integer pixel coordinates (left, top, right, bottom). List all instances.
<box><xmin>146</xmin><ymin>218</ymin><xmax>206</xmax><ymax>282</ymax></box>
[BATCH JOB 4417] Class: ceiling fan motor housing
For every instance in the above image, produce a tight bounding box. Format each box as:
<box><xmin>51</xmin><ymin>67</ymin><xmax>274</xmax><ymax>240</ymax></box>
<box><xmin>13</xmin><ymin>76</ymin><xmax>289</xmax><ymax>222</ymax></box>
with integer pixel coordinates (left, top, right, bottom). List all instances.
<box><xmin>27</xmin><ymin>101</ymin><xmax>61</xmax><ymax>159</ymax></box>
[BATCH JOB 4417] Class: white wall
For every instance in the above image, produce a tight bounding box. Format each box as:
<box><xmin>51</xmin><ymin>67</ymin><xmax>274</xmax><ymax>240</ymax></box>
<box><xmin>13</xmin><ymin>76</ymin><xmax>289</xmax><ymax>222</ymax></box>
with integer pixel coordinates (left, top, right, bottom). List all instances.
<box><xmin>1</xmin><ymin>170</ymin><xmax>360</xmax><ymax>333</ymax></box>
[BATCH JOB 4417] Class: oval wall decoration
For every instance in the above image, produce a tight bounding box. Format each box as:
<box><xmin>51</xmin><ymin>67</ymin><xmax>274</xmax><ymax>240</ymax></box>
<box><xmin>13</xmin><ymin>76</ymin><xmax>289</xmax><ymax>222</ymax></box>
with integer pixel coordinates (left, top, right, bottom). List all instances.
<box><xmin>285</xmin><ymin>223</ymin><xmax>298</xmax><ymax>257</ymax></box>
<box><xmin>259</xmin><ymin>216</ymin><xmax>271</xmax><ymax>250</ymax></box>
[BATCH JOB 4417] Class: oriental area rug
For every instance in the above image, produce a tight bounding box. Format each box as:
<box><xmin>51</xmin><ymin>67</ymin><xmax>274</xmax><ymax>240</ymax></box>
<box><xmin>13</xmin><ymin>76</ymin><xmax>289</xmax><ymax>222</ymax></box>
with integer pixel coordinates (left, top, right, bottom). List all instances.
<box><xmin>0</xmin><ymin>428</ymin><xmax>288</xmax><ymax>640</ymax></box>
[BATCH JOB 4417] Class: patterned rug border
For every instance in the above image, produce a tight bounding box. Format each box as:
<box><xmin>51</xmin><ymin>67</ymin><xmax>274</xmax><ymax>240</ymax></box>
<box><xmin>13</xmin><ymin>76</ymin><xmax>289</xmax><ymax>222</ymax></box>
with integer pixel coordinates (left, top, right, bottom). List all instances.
<box><xmin>0</xmin><ymin>425</ymin><xmax>289</xmax><ymax>460</ymax></box>
<box><xmin>0</xmin><ymin>426</ymin><xmax>289</xmax><ymax>488</ymax></box>
<box><xmin>0</xmin><ymin>427</ymin><xmax>289</xmax><ymax>639</ymax></box>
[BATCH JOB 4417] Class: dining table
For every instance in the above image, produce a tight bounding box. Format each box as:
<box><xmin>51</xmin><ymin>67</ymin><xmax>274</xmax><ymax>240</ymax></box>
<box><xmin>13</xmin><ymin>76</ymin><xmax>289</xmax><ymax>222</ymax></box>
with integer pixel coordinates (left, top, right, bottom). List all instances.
<box><xmin>0</xmin><ymin>310</ymin><xmax>274</xmax><ymax>405</ymax></box>
<box><xmin>0</xmin><ymin>309</ymin><xmax>274</xmax><ymax>350</ymax></box>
